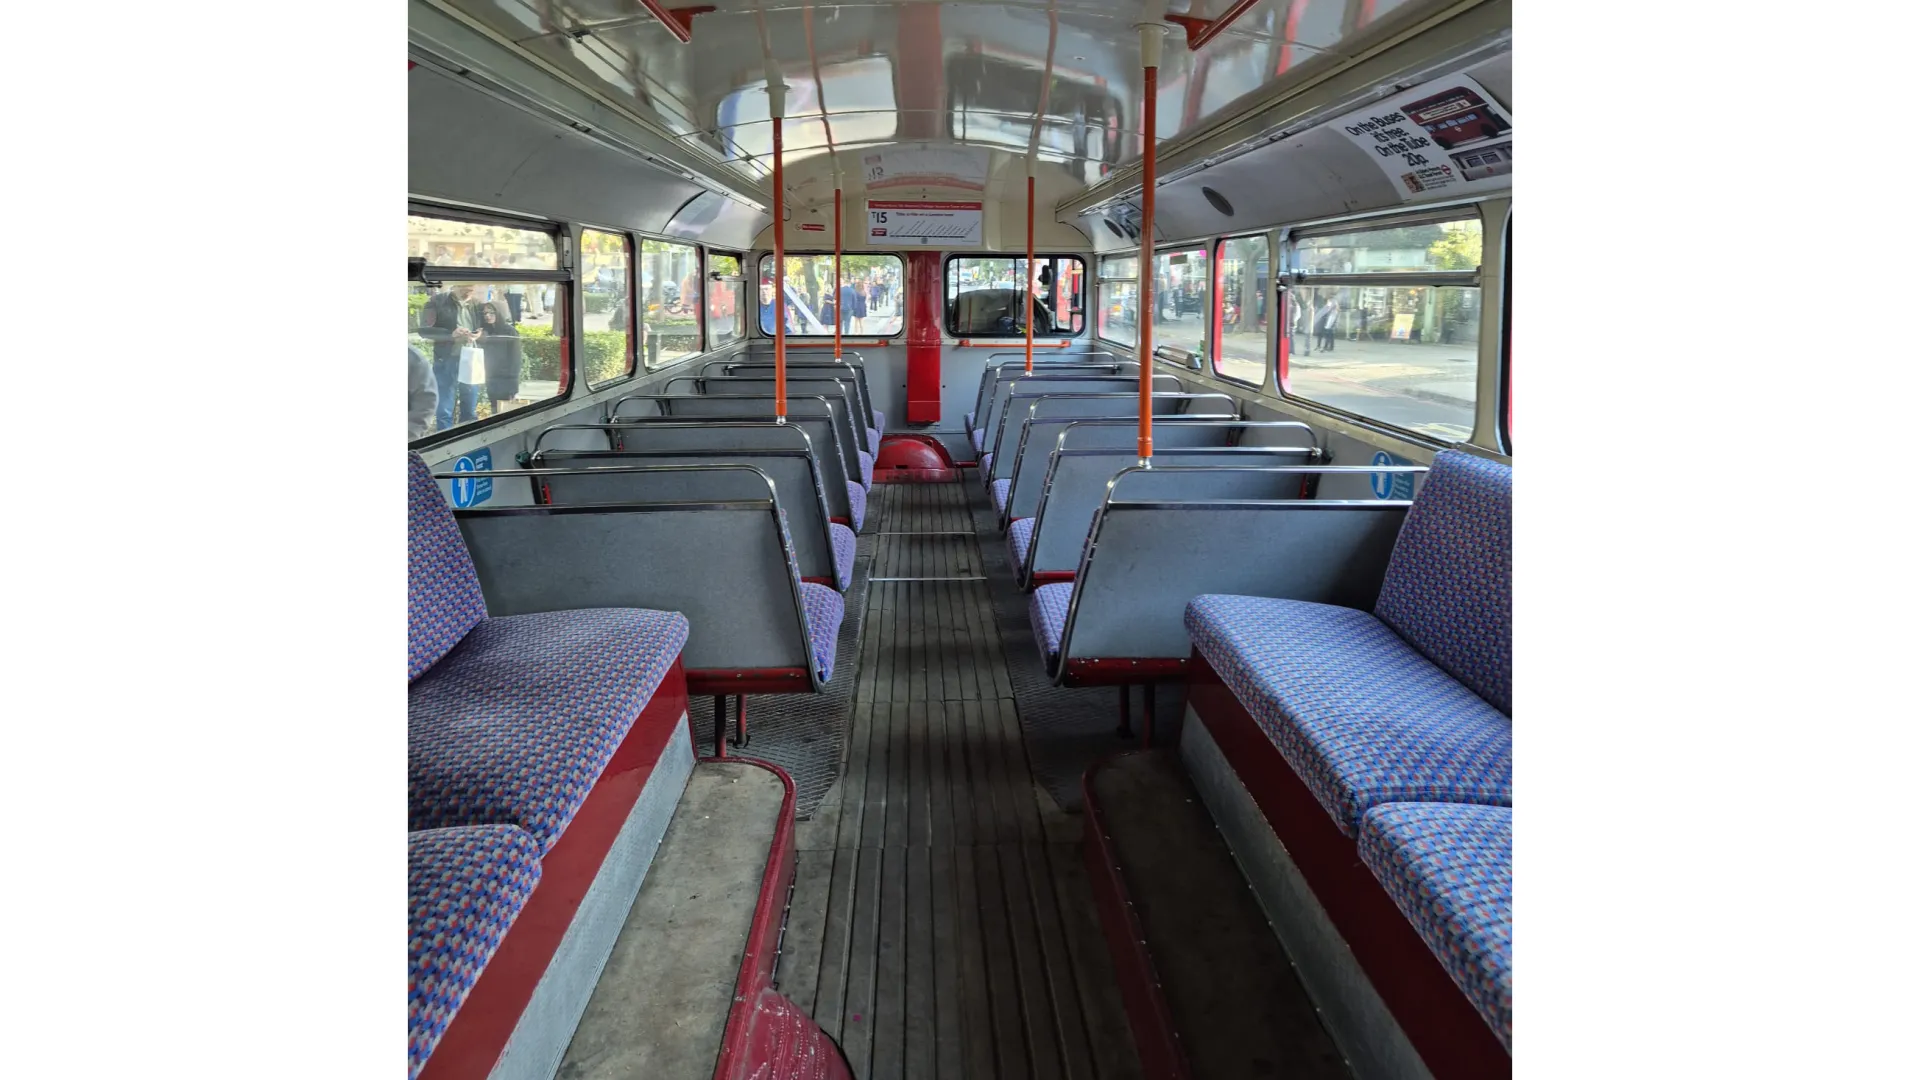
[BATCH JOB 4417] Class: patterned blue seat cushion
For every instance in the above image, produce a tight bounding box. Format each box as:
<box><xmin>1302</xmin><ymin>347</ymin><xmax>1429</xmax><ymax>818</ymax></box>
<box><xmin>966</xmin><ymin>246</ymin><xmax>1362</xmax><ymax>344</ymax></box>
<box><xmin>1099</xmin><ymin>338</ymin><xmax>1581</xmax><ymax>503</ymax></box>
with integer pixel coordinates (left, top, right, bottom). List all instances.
<box><xmin>1006</xmin><ymin>516</ymin><xmax>1035</xmax><ymax>572</ymax></box>
<box><xmin>799</xmin><ymin>582</ymin><xmax>845</xmax><ymax>682</ymax></box>
<box><xmin>964</xmin><ymin>410</ymin><xmax>974</xmax><ymax>430</ymax></box>
<box><xmin>1185</xmin><ymin>594</ymin><xmax>1511</xmax><ymax>837</ymax></box>
<box><xmin>409</xmin><ymin>453</ymin><xmax>488</xmax><ymax>682</ymax></box>
<box><xmin>872</xmin><ymin>409</ymin><xmax>886</xmax><ymax>435</ymax></box>
<box><xmin>1358</xmin><ymin>803</ymin><xmax>1513</xmax><ymax>1051</ymax></box>
<box><xmin>970</xmin><ymin>428</ymin><xmax>985</xmax><ymax>454</ymax></box>
<box><xmin>844</xmin><ymin>482</ymin><xmax>867</xmax><ymax>532</ymax></box>
<box><xmin>980</xmin><ymin>452</ymin><xmax>994</xmax><ymax>477</ymax></box>
<box><xmin>856</xmin><ymin>450</ymin><xmax>874</xmax><ymax>489</ymax></box>
<box><xmin>409</xmin><ymin>607</ymin><xmax>691</xmax><ymax>851</ymax></box>
<box><xmin>989</xmin><ymin>479</ymin><xmax>1012</xmax><ymax>515</ymax></box>
<box><xmin>1029</xmin><ymin>582</ymin><xmax>1073</xmax><ymax>660</ymax></box>
<box><xmin>408</xmin><ymin>824</ymin><xmax>543</xmax><ymax>1079</ymax></box>
<box><xmin>866</xmin><ymin>427</ymin><xmax>881</xmax><ymax>453</ymax></box>
<box><xmin>828</xmin><ymin>522</ymin><xmax>857</xmax><ymax>591</ymax></box>
<box><xmin>1374</xmin><ymin>450</ymin><xmax>1511</xmax><ymax>715</ymax></box>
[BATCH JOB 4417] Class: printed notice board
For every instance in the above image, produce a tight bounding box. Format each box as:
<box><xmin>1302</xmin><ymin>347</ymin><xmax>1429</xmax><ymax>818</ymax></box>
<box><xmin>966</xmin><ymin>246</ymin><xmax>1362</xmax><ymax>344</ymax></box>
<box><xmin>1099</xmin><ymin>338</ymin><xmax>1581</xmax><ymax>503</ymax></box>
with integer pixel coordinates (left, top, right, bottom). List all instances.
<box><xmin>867</xmin><ymin>201</ymin><xmax>984</xmax><ymax>247</ymax></box>
<box><xmin>1331</xmin><ymin>73</ymin><xmax>1513</xmax><ymax>203</ymax></box>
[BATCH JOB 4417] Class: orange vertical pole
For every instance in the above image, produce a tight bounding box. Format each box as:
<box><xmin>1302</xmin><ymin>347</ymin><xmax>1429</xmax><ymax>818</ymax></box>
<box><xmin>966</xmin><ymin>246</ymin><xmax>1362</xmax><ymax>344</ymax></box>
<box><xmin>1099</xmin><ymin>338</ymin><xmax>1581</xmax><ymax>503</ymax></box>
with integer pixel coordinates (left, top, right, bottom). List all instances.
<box><xmin>770</xmin><ymin>78</ymin><xmax>788</xmax><ymax>417</ymax></box>
<box><xmin>1137</xmin><ymin>10</ymin><xmax>1164</xmax><ymax>460</ymax></box>
<box><xmin>1024</xmin><ymin>172</ymin><xmax>1036</xmax><ymax>373</ymax></box>
<box><xmin>833</xmin><ymin>186</ymin><xmax>844</xmax><ymax>361</ymax></box>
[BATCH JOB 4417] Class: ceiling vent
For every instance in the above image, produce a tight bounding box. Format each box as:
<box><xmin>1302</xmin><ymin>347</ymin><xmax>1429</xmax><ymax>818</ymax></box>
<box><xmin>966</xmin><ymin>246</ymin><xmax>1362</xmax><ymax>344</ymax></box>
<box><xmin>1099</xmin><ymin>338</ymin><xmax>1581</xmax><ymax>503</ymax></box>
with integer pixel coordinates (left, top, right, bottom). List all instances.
<box><xmin>1202</xmin><ymin>186</ymin><xmax>1235</xmax><ymax>217</ymax></box>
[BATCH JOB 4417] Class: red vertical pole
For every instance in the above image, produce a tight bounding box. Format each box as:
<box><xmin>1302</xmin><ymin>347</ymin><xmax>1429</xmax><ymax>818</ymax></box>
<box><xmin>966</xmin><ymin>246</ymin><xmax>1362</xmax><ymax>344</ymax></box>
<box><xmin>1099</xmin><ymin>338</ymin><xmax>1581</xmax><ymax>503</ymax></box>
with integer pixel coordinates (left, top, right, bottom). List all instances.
<box><xmin>771</xmin><ymin>78</ymin><xmax>788</xmax><ymax>417</ymax></box>
<box><xmin>1138</xmin><ymin>24</ymin><xmax>1162</xmax><ymax>460</ymax></box>
<box><xmin>1025</xmin><ymin>172</ymin><xmax>1036</xmax><ymax>373</ymax></box>
<box><xmin>834</xmin><ymin>187</ymin><xmax>844</xmax><ymax>361</ymax></box>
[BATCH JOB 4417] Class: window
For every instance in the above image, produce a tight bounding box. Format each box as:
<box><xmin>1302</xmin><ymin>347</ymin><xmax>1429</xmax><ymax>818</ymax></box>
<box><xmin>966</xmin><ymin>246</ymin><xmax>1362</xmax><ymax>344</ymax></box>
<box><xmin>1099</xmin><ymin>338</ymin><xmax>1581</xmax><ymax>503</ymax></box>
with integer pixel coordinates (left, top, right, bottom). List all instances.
<box><xmin>756</xmin><ymin>254</ymin><xmax>905</xmax><ymax>337</ymax></box>
<box><xmin>944</xmin><ymin>256</ymin><xmax>1086</xmax><ymax>336</ymax></box>
<box><xmin>1097</xmin><ymin>255</ymin><xmax>1138</xmax><ymax>348</ymax></box>
<box><xmin>640</xmin><ymin>239</ymin><xmax>702</xmax><ymax>368</ymax></box>
<box><xmin>1214</xmin><ymin>235</ymin><xmax>1269</xmax><ymax>386</ymax></box>
<box><xmin>1150</xmin><ymin>247</ymin><xmax>1210</xmax><ymax>358</ymax></box>
<box><xmin>1284</xmin><ymin>212</ymin><xmax>1483</xmax><ymax>442</ymax></box>
<box><xmin>581</xmin><ymin>229</ymin><xmax>634</xmax><ymax>388</ymax></box>
<box><xmin>407</xmin><ymin>213</ymin><xmax>567</xmax><ymax>442</ymax></box>
<box><xmin>707</xmin><ymin>252</ymin><xmax>746</xmax><ymax>350</ymax></box>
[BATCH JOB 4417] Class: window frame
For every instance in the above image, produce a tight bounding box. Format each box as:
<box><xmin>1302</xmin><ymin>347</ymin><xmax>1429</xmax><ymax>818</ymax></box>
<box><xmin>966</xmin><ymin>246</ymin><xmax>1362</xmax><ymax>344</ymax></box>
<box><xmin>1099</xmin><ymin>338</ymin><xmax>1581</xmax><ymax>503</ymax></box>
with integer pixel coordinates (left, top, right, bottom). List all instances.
<box><xmin>1275</xmin><ymin>205</ymin><xmax>1486</xmax><ymax>445</ymax></box>
<box><xmin>407</xmin><ymin>202</ymin><xmax>574</xmax><ymax>451</ymax></box>
<box><xmin>940</xmin><ymin>253</ymin><xmax>1088</xmax><ymax>339</ymax></box>
<box><xmin>579</xmin><ymin>225</ymin><xmax>638</xmax><ymax>389</ymax></box>
<box><xmin>639</xmin><ymin>236</ymin><xmax>705</xmax><ymax>371</ymax></box>
<box><xmin>706</xmin><ymin>249</ymin><xmax>747</xmax><ymax>352</ymax></box>
<box><xmin>754</xmin><ymin>252</ymin><xmax>908</xmax><ymax>340</ymax></box>
<box><xmin>1210</xmin><ymin>232</ymin><xmax>1272</xmax><ymax>388</ymax></box>
<box><xmin>1095</xmin><ymin>253</ymin><xmax>1140</xmax><ymax>350</ymax></box>
<box><xmin>1147</xmin><ymin>244</ymin><xmax>1211</xmax><ymax>367</ymax></box>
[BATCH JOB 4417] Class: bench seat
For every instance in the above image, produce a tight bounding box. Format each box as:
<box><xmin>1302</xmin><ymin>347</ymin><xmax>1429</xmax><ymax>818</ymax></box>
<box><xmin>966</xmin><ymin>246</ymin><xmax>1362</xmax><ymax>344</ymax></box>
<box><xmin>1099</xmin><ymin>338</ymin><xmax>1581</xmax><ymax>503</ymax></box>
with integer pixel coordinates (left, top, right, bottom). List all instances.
<box><xmin>857</xmin><ymin>450</ymin><xmax>874</xmax><ymax>488</ymax></box>
<box><xmin>873</xmin><ymin>409</ymin><xmax>886</xmax><ymax>435</ymax></box>
<box><xmin>989</xmin><ymin>478</ymin><xmax>1011</xmax><ymax>515</ymax></box>
<box><xmin>408</xmin><ymin>824</ymin><xmax>544</xmax><ymax>1079</ymax></box>
<box><xmin>1357</xmin><ymin>802</ymin><xmax>1513</xmax><ymax>1051</ymax></box>
<box><xmin>1006</xmin><ymin>516</ymin><xmax>1034</xmax><ymax>573</ymax></box>
<box><xmin>1029</xmin><ymin>581</ymin><xmax>1073</xmax><ymax>662</ymax></box>
<box><xmin>846</xmin><ymin>482</ymin><xmax>867</xmax><ymax>531</ymax></box>
<box><xmin>1185</xmin><ymin>594</ymin><xmax>1511</xmax><ymax>837</ymax></box>
<box><xmin>800</xmin><ymin>582</ymin><xmax>845</xmax><ymax>682</ymax></box>
<box><xmin>409</xmin><ymin>607</ymin><xmax>692</xmax><ymax>851</ymax></box>
<box><xmin>971</xmin><ymin>427</ymin><xmax>986</xmax><ymax>454</ymax></box>
<box><xmin>829</xmin><ymin>522</ymin><xmax>856</xmax><ymax>591</ymax></box>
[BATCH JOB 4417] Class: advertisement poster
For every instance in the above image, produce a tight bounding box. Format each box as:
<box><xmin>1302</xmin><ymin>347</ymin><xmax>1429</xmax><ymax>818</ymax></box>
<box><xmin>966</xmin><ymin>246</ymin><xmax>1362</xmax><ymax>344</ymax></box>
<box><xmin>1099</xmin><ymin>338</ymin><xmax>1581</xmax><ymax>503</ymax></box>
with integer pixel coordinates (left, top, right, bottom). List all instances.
<box><xmin>867</xmin><ymin>201</ymin><xmax>984</xmax><ymax>246</ymax></box>
<box><xmin>861</xmin><ymin>147</ymin><xmax>991</xmax><ymax>191</ymax></box>
<box><xmin>1332</xmin><ymin>74</ymin><xmax>1512</xmax><ymax>202</ymax></box>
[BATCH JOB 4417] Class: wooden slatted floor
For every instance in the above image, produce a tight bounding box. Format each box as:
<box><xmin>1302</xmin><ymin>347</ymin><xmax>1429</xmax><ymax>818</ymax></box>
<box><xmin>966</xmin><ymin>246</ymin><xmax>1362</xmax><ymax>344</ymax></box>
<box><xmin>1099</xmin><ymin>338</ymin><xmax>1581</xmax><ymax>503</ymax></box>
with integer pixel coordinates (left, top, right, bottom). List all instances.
<box><xmin>777</xmin><ymin>480</ymin><xmax>1143</xmax><ymax>1079</ymax></box>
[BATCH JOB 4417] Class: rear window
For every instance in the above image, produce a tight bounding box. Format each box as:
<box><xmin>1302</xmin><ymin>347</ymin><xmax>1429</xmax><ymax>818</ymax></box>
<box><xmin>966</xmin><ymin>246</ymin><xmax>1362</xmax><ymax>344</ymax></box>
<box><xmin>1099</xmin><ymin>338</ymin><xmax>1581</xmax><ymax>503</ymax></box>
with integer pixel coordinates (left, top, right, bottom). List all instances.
<box><xmin>757</xmin><ymin>254</ymin><xmax>905</xmax><ymax>337</ymax></box>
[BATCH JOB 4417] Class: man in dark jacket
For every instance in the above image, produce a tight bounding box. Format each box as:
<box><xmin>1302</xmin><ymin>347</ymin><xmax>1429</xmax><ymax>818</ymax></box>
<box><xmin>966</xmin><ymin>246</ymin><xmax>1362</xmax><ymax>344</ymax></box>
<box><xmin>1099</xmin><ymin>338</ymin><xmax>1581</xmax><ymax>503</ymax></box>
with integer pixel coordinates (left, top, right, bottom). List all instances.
<box><xmin>416</xmin><ymin>283</ymin><xmax>482</xmax><ymax>430</ymax></box>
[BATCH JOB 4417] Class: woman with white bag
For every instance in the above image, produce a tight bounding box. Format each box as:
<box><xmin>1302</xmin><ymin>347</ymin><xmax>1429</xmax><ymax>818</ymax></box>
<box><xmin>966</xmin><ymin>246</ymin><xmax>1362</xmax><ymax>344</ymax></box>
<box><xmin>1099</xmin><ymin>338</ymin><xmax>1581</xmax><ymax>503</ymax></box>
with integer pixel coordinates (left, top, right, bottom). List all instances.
<box><xmin>476</xmin><ymin>300</ymin><xmax>522</xmax><ymax>416</ymax></box>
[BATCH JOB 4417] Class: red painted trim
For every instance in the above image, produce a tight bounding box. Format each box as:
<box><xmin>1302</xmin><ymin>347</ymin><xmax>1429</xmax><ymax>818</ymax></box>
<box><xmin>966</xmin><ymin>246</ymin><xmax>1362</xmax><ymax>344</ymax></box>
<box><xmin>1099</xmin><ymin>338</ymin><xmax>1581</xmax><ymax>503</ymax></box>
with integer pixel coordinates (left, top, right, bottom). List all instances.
<box><xmin>686</xmin><ymin>669</ymin><xmax>814</xmax><ymax>695</ymax></box>
<box><xmin>1186</xmin><ymin>651</ymin><xmax>1512</xmax><ymax>1077</ymax></box>
<box><xmin>418</xmin><ymin>658</ymin><xmax>692</xmax><ymax>1080</ymax></box>
<box><xmin>709</xmin><ymin>758</ymin><xmax>801</xmax><ymax>1080</ymax></box>
<box><xmin>1062</xmin><ymin>656</ymin><xmax>1188</xmax><ymax>687</ymax></box>
<box><xmin>782</xmin><ymin>339</ymin><xmax>890</xmax><ymax>349</ymax></box>
<box><xmin>635</xmin><ymin>0</ymin><xmax>712</xmax><ymax>43</ymax></box>
<box><xmin>1166</xmin><ymin>0</ymin><xmax>1262</xmax><ymax>49</ymax></box>
<box><xmin>1083</xmin><ymin>752</ymin><xmax>1193</xmax><ymax>1079</ymax></box>
<box><xmin>829</xmin><ymin>516</ymin><xmax>852</xmax><ymax>527</ymax></box>
<box><xmin>905</xmin><ymin>250</ymin><xmax>944</xmax><ymax>422</ymax></box>
<box><xmin>1028</xmin><ymin>570</ymin><xmax>1077</xmax><ymax>588</ymax></box>
<box><xmin>956</xmin><ymin>339</ymin><xmax>1072</xmax><ymax>348</ymax></box>
<box><xmin>800</xmin><ymin>575</ymin><xmax>836</xmax><ymax>587</ymax></box>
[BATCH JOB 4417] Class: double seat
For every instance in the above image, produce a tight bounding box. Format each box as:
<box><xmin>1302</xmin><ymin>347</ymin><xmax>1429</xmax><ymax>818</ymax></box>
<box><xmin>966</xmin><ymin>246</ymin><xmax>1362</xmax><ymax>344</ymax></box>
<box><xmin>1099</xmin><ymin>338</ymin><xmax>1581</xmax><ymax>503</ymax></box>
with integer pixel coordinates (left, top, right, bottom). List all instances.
<box><xmin>407</xmin><ymin>452</ymin><xmax>696</xmax><ymax>1079</ymax></box>
<box><xmin>1181</xmin><ymin>450</ymin><xmax>1513</xmax><ymax>1052</ymax></box>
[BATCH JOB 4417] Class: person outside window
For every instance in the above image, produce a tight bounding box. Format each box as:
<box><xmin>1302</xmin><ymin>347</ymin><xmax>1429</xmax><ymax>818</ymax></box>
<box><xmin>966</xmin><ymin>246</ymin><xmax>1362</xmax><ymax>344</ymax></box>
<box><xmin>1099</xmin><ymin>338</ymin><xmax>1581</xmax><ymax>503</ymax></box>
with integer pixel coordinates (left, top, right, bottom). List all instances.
<box><xmin>477</xmin><ymin>300</ymin><xmax>522</xmax><ymax>416</ymax></box>
<box><xmin>407</xmin><ymin>344</ymin><xmax>438</xmax><ymax>441</ymax></box>
<box><xmin>418</xmin><ymin>282</ymin><xmax>483</xmax><ymax>430</ymax></box>
<box><xmin>850</xmin><ymin>279</ymin><xmax>870</xmax><ymax>333</ymax></box>
<box><xmin>1316</xmin><ymin>296</ymin><xmax>1339</xmax><ymax>353</ymax></box>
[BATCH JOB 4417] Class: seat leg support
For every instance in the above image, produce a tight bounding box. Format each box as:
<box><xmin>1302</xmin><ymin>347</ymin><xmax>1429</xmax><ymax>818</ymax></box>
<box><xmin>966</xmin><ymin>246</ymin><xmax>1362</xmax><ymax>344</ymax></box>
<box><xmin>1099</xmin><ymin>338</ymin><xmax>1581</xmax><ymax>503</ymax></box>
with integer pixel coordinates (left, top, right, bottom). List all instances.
<box><xmin>712</xmin><ymin>694</ymin><xmax>728</xmax><ymax>758</ymax></box>
<box><xmin>1115</xmin><ymin>685</ymin><xmax>1133</xmax><ymax>738</ymax></box>
<box><xmin>730</xmin><ymin>694</ymin><xmax>750</xmax><ymax>749</ymax></box>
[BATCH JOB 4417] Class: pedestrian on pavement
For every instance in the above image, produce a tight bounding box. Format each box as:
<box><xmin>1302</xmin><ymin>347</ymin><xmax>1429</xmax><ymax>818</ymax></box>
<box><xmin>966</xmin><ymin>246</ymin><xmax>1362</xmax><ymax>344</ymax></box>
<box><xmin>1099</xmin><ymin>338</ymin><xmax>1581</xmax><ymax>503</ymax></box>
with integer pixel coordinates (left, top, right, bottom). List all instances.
<box><xmin>407</xmin><ymin>344</ymin><xmax>438</xmax><ymax>441</ymax></box>
<box><xmin>477</xmin><ymin>300</ymin><xmax>522</xmax><ymax>416</ymax></box>
<box><xmin>1292</xmin><ymin>293</ymin><xmax>1312</xmax><ymax>356</ymax></box>
<box><xmin>1317</xmin><ymin>296</ymin><xmax>1339</xmax><ymax>352</ymax></box>
<box><xmin>417</xmin><ymin>282</ymin><xmax>483</xmax><ymax>430</ymax></box>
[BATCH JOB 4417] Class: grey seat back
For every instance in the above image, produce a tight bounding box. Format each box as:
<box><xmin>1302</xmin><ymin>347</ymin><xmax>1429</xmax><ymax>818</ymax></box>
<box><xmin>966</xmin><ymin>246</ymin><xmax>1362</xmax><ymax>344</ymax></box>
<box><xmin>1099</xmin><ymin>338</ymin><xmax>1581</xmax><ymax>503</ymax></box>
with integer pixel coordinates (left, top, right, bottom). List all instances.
<box><xmin>717</xmin><ymin>361</ymin><xmax>872</xmax><ymax>428</ymax></box>
<box><xmin>1003</xmin><ymin>419</ymin><xmax>1317</xmax><ymax>523</ymax></box>
<box><xmin>534</xmin><ymin>449</ymin><xmax>837</xmax><ymax>584</ymax></box>
<box><xmin>617</xmin><ymin>394</ymin><xmax>860</xmax><ymax>490</ymax></box>
<box><xmin>448</xmin><ymin>465</ymin><xmax>826</xmax><ymax>687</ymax></box>
<box><xmin>982</xmin><ymin>374</ymin><xmax>1179</xmax><ymax>456</ymax></box>
<box><xmin>687</xmin><ymin>377</ymin><xmax>869</xmax><ymax>452</ymax></box>
<box><xmin>572</xmin><ymin>415</ymin><xmax>854</xmax><ymax>523</ymax></box>
<box><xmin>990</xmin><ymin>389</ymin><xmax>1227</xmax><ymax>479</ymax></box>
<box><xmin>1051</xmin><ymin>467</ymin><xmax>1424</xmax><ymax>677</ymax></box>
<box><xmin>1025</xmin><ymin>447</ymin><xmax>1324</xmax><ymax>582</ymax></box>
<box><xmin>971</xmin><ymin>358</ymin><xmax>1131</xmax><ymax>425</ymax></box>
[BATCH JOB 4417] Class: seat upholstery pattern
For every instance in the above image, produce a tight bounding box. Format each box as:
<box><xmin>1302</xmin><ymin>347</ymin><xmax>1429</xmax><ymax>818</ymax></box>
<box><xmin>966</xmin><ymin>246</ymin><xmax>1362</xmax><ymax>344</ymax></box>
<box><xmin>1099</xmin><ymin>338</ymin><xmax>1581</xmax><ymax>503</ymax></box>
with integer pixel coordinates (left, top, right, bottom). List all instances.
<box><xmin>408</xmin><ymin>608</ymin><xmax>691</xmax><ymax>851</ymax></box>
<box><xmin>980</xmin><ymin>452</ymin><xmax>994</xmax><ymax>477</ymax></box>
<box><xmin>408</xmin><ymin>824</ymin><xmax>544</xmax><ymax>1079</ymax></box>
<box><xmin>845</xmin><ymin>482</ymin><xmax>867</xmax><ymax>531</ymax></box>
<box><xmin>1006</xmin><ymin>517</ymin><xmax>1035</xmax><ymax>572</ymax></box>
<box><xmin>1030</xmin><ymin>582</ymin><xmax>1074</xmax><ymax>661</ymax></box>
<box><xmin>857</xmin><ymin>450</ymin><xmax>874</xmax><ymax>488</ymax></box>
<box><xmin>1185</xmin><ymin>594</ymin><xmax>1512</xmax><ymax>836</ymax></box>
<box><xmin>872</xmin><ymin>409</ymin><xmax>886</xmax><ymax>435</ymax></box>
<box><xmin>866</xmin><ymin>426</ymin><xmax>881</xmax><ymax>452</ymax></box>
<box><xmin>970</xmin><ymin>428</ymin><xmax>985</xmax><ymax>454</ymax></box>
<box><xmin>1358</xmin><ymin>802</ymin><xmax>1514</xmax><ymax>1051</ymax></box>
<box><xmin>828</xmin><ymin>522</ymin><xmax>857</xmax><ymax>591</ymax></box>
<box><xmin>799</xmin><ymin>582</ymin><xmax>845</xmax><ymax>682</ymax></box>
<box><xmin>990</xmin><ymin>479</ymin><xmax>1012</xmax><ymax>515</ymax></box>
<box><xmin>409</xmin><ymin>453</ymin><xmax>489</xmax><ymax>682</ymax></box>
<box><xmin>964</xmin><ymin>410</ymin><xmax>974</xmax><ymax>429</ymax></box>
<box><xmin>1373</xmin><ymin>451</ymin><xmax>1512</xmax><ymax>715</ymax></box>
